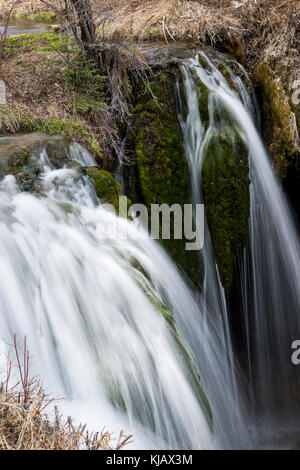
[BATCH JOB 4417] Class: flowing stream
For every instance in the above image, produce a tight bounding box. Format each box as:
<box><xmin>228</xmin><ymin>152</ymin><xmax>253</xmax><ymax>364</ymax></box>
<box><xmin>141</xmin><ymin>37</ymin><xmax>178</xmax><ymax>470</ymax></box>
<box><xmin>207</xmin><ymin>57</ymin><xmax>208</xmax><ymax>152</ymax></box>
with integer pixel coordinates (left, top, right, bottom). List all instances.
<box><xmin>0</xmin><ymin>48</ymin><xmax>299</xmax><ymax>449</ymax></box>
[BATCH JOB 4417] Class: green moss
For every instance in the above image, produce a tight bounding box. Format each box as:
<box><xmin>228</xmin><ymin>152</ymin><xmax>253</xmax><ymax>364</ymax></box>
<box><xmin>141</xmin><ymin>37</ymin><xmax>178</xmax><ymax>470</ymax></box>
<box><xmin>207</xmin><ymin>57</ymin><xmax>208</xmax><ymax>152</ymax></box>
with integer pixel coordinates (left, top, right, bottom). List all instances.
<box><xmin>130</xmin><ymin>71</ymin><xmax>204</xmax><ymax>287</ymax></box>
<box><xmin>202</xmin><ymin>124</ymin><xmax>250</xmax><ymax>297</ymax></box>
<box><xmin>215</xmin><ymin>62</ymin><xmax>236</xmax><ymax>91</ymax></box>
<box><xmin>37</xmin><ymin>118</ymin><xmax>102</xmax><ymax>159</ymax></box>
<box><xmin>0</xmin><ymin>110</ymin><xmax>102</xmax><ymax>161</ymax></box>
<box><xmin>0</xmin><ymin>147</ymin><xmax>32</xmax><ymax>178</ymax></box>
<box><xmin>256</xmin><ymin>62</ymin><xmax>298</xmax><ymax>177</ymax></box>
<box><xmin>5</xmin><ymin>32</ymin><xmax>68</xmax><ymax>56</ymax></box>
<box><xmin>86</xmin><ymin>167</ymin><xmax>121</xmax><ymax>212</ymax></box>
<box><xmin>190</xmin><ymin>68</ymin><xmax>210</xmax><ymax>127</ymax></box>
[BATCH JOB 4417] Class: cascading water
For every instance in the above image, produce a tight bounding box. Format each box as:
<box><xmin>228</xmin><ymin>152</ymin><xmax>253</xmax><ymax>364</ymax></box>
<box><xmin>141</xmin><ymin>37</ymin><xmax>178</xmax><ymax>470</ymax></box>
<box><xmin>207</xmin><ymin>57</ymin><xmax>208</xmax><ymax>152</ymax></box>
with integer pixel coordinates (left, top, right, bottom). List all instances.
<box><xmin>0</xmin><ymin>47</ymin><xmax>299</xmax><ymax>450</ymax></box>
<box><xmin>0</xmin><ymin>134</ymin><xmax>252</xmax><ymax>449</ymax></box>
<box><xmin>177</xmin><ymin>51</ymin><xmax>300</xmax><ymax>445</ymax></box>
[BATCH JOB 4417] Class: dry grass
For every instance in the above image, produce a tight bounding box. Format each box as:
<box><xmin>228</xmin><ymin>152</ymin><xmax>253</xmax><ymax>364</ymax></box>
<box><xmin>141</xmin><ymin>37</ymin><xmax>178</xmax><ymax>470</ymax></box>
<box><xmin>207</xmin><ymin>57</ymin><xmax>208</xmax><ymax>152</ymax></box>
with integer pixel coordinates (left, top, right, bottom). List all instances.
<box><xmin>0</xmin><ymin>0</ymin><xmax>299</xmax><ymax>161</ymax></box>
<box><xmin>96</xmin><ymin>0</ymin><xmax>242</xmax><ymax>45</ymax></box>
<box><xmin>93</xmin><ymin>0</ymin><xmax>300</xmax><ymax>69</ymax></box>
<box><xmin>1</xmin><ymin>1</ymin><xmax>299</xmax><ymax>68</ymax></box>
<box><xmin>0</xmin><ymin>0</ymin><xmax>48</xmax><ymax>19</ymax></box>
<box><xmin>0</xmin><ymin>335</ymin><xmax>132</xmax><ymax>450</ymax></box>
<box><xmin>0</xmin><ymin>394</ymin><xmax>125</xmax><ymax>450</ymax></box>
<box><xmin>0</xmin><ymin>32</ymin><xmax>107</xmax><ymax>159</ymax></box>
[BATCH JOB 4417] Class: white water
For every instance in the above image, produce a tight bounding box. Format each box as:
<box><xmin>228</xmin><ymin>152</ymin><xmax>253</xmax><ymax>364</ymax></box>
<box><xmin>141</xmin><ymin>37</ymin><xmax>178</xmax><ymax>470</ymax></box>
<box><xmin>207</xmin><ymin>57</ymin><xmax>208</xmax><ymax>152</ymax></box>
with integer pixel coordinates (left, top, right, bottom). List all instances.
<box><xmin>178</xmin><ymin>51</ymin><xmax>300</xmax><ymax>441</ymax></box>
<box><xmin>0</xmin><ymin>135</ymin><xmax>252</xmax><ymax>449</ymax></box>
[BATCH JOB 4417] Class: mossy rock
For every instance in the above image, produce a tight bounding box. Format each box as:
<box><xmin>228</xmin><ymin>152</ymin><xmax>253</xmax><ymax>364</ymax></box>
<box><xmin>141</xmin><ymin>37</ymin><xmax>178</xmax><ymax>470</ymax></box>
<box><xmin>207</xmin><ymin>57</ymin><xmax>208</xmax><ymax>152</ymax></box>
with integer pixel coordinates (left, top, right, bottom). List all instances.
<box><xmin>14</xmin><ymin>169</ymin><xmax>43</xmax><ymax>193</ymax></box>
<box><xmin>129</xmin><ymin>68</ymin><xmax>204</xmax><ymax>287</ymax></box>
<box><xmin>0</xmin><ymin>115</ymin><xmax>102</xmax><ymax>161</ymax></box>
<box><xmin>202</xmin><ymin>124</ymin><xmax>250</xmax><ymax>297</ymax></box>
<box><xmin>256</xmin><ymin>62</ymin><xmax>300</xmax><ymax>177</ymax></box>
<box><xmin>0</xmin><ymin>147</ymin><xmax>32</xmax><ymax>178</ymax></box>
<box><xmin>37</xmin><ymin>118</ymin><xmax>102</xmax><ymax>159</ymax></box>
<box><xmin>0</xmin><ymin>142</ymin><xmax>43</xmax><ymax>193</ymax></box>
<box><xmin>86</xmin><ymin>167</ymin><xmax>121</xmax><ymax>212</ymax></box>
<box><xmin>45</xmin><ymin>137</ymin><xmax>74</xmax><ymax>168</ymax></box>
<box><xmin>220</xmin><ymin>36</ymin><xmax>246</xmax><ymax>65</ymax></box>
<box><xmin>49</xmin><ymin>24</ymin><xmax>61</xmax><ymax>33</ymax></box>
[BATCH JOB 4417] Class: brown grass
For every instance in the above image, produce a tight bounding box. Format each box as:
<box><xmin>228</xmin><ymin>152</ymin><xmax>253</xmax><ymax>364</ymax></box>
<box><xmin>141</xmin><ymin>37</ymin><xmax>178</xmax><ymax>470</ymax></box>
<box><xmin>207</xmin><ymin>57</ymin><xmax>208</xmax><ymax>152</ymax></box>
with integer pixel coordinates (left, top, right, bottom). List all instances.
<box><xmin>1</xmin><ymin>1</ymin><xmax>299</xmax><ymax>68</ymax></box>
<box><xmin>0</xmin><ymin>0</ymin><xmax>50</xmax><ymax>19</ymax></box>
<box><xmin>0</xmin><ymin>42</ymin><xmax>103</xmax><ymax>156</ymax></box>
<box><xmin>93</xmin><ymin>0</ymin><xmax>300</xmax><ymax>69</ymax></box>
<box><xmin>0</xmin><ymin>335</ymin><xmax>132</xmax><ymax>450</ymax></box>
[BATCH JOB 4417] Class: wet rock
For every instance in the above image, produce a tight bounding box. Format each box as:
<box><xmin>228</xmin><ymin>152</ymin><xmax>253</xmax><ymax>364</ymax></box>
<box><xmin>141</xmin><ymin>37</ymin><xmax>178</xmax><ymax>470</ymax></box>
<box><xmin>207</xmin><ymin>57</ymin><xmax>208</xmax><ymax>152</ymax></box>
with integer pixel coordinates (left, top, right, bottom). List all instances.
<box><xmin>202</xmin><ymin>124</ymin><xmax>250</xmax><ymax>297</ymax></box>
<box><xmin>14</xmin><ymin>170</ymin><xmax>42</xmax><ymax>193</ymax></box>
<box><xmin>86</xmin><ymin>167</ymin><xmax>121</xmax><ymax>212</ymax></box>
<box><xmin>128</xmin><ymin>67</ymin><xmax>204</xmax><ymax>289</ymax></box>
<box><xmin>256</xmin><ymin>61</ymin><xmax>300</xmax><ymax>177</ymax></box>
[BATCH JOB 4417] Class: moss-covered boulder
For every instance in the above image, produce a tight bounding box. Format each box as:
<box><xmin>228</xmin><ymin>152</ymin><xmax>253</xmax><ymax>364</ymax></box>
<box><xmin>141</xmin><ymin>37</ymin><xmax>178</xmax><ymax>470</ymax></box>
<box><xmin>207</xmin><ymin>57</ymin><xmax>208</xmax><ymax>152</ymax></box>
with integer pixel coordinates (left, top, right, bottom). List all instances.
<box><xmin>37</xmin><ymin>119</ymin><xmax>102</xmax><ymax>160</ymax></box>
<box><xmin>0</xmin><ymin>147</ymin><xmax>32</xmax><ymax>178</ymax></box>
<box><xmin>86</xmin><ymin>167</ymin><xmax>121</xmax><ymax>212</ymax></box>
<box><xmin>0</xmin><ymin>134</ymin><xmax>93</xmax><ymax>193</ymax></box>
<box><xmin>129</xmin><ymin>68</ymin><xmax>203</xmax><ymax>287</ymax></box>
<box><xmin>256</xmin><ymin>62</ymin><xmax>300</xmax><ymax>177</ymax></box>
<box><xmin>44</xmin><ymin>137</ymin><xmax>74</xmax><ymax>168</ymax></box>
<box><xmin>0</xmin><ymin>143</ymin><xmax>43</xmax><ymax>193</ymax></box>
<box><xmin>202</xmin><ymin>125</ymin><xmax>250</xmax><ymax>297</ymax></box>
<box><xmin>14</xmin><ymin>169</ymin><xmax>43</xmax><ymax>193</ymax></box>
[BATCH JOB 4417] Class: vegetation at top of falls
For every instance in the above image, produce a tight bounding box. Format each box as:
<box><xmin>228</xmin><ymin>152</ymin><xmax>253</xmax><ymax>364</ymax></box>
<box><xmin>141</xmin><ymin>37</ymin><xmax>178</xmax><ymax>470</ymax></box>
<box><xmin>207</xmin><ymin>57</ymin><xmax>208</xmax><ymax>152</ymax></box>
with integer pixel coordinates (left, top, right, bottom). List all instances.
<box><xmin>62</xmin><ymin>54</ymin><xmax>108</xmax><ymax>114</ymax></box>
<box><xmin>202</xmin><ymin>124</ymin><xmax>250</xmax><ymax>298</ymax></box>
<box><xmin>4</xmin><ymin>32</ymin><xmax>68</xmax><ymax>56</ymax></box>
<box><xmin>256</xmin><ymin>62</ymin><xmax>300</xmax><ymax>178</ymax></box>
<box><xmin>128</xmin><ymin>69</ymin><xmax>204</xmax><ymax>288</ymax></box>
<box><xmin>0</xmin><ymin>31</ymin><xmax>107</xmax><ymax>162</ymax></box>
<box><xmin>86</xmin><ymin>167</ymin><xmax>121</xmax><ymax>212</ymax></box>
<box><xmin>0</xmin><ymin>114</ymin><xmax>102</xmax><ymax>160</ymax></box>
<box><xmin>37</xmin><ymin>118</ymin><xmax>102</xmax><ymax>159</ymax></box>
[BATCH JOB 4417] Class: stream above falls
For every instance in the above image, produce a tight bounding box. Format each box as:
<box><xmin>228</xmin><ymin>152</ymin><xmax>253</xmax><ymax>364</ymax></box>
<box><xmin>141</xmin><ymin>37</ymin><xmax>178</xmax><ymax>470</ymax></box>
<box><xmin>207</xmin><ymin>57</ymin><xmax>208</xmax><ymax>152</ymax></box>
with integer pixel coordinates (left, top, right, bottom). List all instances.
<box><xmin>0</xmin><ymin>18</ymin><xmax>47</xmax><ymax>37</ymax></box>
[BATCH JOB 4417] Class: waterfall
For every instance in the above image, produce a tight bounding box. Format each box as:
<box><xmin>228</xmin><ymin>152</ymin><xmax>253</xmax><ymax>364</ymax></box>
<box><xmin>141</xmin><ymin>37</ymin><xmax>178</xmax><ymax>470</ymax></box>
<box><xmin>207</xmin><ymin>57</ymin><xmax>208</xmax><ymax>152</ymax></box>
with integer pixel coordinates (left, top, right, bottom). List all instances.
<box><xmin>1</xmin><ymin>48</ymin><xmax>299</xmax><ymax>450</ymax></box>
<box><xmin>177</xmin><ymin>51</ymin><xmax>300</xmax><ymax>440</ymax></box>
<box><xmin>0</xmin><ymin>134</ymin><xmax>252</xmax><ymax>449</ymax></box>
